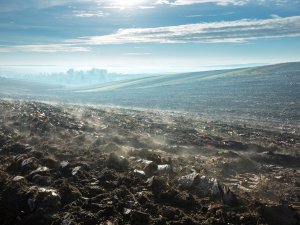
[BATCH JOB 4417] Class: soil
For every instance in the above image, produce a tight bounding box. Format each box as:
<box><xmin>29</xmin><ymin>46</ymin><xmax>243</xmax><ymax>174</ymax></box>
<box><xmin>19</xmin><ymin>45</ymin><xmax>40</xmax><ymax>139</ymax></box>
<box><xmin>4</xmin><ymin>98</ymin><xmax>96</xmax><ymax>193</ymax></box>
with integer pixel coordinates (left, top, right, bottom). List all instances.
<box><xmin>0</xmin><ymin>99</ymin><xmax>299</xmax><ymax>225</ymax></box>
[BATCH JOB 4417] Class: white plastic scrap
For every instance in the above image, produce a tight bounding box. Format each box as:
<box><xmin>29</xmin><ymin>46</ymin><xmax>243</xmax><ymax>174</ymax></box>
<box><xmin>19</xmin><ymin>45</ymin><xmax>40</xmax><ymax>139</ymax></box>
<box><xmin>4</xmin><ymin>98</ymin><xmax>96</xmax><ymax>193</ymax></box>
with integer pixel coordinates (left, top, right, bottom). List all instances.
<box><xmin>178</xmin><ymin>172</ymin><xmax>199</xmax><ymax>188</ymax></box>
<box><xmin>124</xmin><ymin>208</ymin><xmax>132</xmax><ymax>215</ymax></box>
<box><xmin>60</xmin><ymin>161</ymin><xmax>69</xmax><ymax>168</ymax></box>
<box><xmin>178</xmin><ymin>173</ymin><xmax>223</xmax><ymax>196</ymax></box>
<box><xmin>72</xmin><ymin>166</ymin><xmax>81</xmax><ymax>176</ymax></box>
<box><xmin>157</xmin><ymin>164</ymin><xmax>171</xmax><ymax>174</ymax></box>
<box><xmin>29</xmin><ymin>166</ymin><xmax>49</xmax><ymax>175</ymax></box>
<box><xmin>13</xmin><ymin>176</ymin><xmax>25</xmax><ymax>182</ymax></box>
<box><xmin>28</xmin><ymin>186</ymin><xmax>59</xmax><ymax>197</ymax></box>
<box><xmin>133</xmin><ymin>169</ymin><xmax>146</xmax><ymax>176</ymax></box>
<box><xmin>21</xmin><ymin>158</ymin><xmax>33</xmax><ymax>167</ymax></box>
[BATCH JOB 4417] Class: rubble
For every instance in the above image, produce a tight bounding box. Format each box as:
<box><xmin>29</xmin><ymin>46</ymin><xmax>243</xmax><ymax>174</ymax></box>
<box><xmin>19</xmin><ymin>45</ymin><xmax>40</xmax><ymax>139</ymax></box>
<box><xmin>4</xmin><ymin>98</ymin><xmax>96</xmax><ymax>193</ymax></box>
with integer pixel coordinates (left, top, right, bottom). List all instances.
<box><xmin>106</xmin><ymin>153</ymin><xmax>129</xmax><ymax>171</ymax></box>
<box><xmin>0</xmin><ymin>100</ymin><xmax>299</xmax><ymax>225</ymax></box>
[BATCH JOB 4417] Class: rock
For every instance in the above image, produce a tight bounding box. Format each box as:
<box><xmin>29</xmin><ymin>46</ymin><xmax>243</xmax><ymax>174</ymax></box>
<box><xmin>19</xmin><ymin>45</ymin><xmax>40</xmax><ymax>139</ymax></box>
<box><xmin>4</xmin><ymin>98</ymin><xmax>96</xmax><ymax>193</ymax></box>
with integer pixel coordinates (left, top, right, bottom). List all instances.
<box><xmin>196</xmin><ymin>176</ymin><xmax>211</xmax><ymax>195</ymax></box>
<box><xmin>61</xmin><ymin>213</ymin><xmax>76</xmax><ymax>225</ymax></box>
<box><xmin>85</xmin><ymin>184</ymin><xmax>105</xmax><ymax>198</ymax></box>
<box><xmin>58</xmin><ymin>183</ymin><xmax>82</xmax><ymax>205</ymax></box>
<box><xmin>144</xmin><ymin>162</ymin><xmax>158</xmax><ymax>177</ymax></box>
<box><xmin>30</xmin><ymin>150</ymin><xmax>45</xmax><ymax>159</ymax></box>
<box><xmin>10</xmin><ymin>143</ymin><xmax>31</xmax><ymax>154</ymax></box>
<box><xmin>22</xmin><ymin>158</ymin><xmax>33</xmax><ymax>167</ymax></box>
<box><xmin>145</xmin><ymin>153</ymin><xmax>162</xmax><ymax>164</ymax></box>
<box><xmin>210</xmin><ymin>179</ymin><xmax>223</xmax><ymax>198</ymax></box>
<box><xmin>98</xmin><ymin>168</ymin><xmax>118</xmax><ymax>182</ymax></box>
<box><xmin>262</xmin><ymin>205</ymin><xmax>299</xmax><ymax>225</ymax></box>
<box><xmin>173</xmin><ymin>191</ymin><xmax>198</xmax><ymax>208</ymax></box>
<box><xmin>27</xmin><ymin>186</ymin><xmax>61</xmax><ymax>212</ymax></box>
<box><xmin>8</xmin><ymin>155</ymin><xmax>40</xmax><ymax>175</ymax></box>
<box><xmin>103</xmin><ymin>142</ymin><xmax>122</xmax><ymax>153</ymax></box>
<box><xmin>41</xmin><ymin>156</ymin><xmax>60</xmax><ymax>169</ymax></box>
<box><xmin>32</xmin><ymin>174</ymin><xmax>50</xmax><ymax>185</ymax></box>
<box><xmin>130</xmin><ymin>211</ymin><xmax>150</xmax><ymax>225</ymax></box>
<box><xmin>106</xmin><ymin>153</ymin><xmax>129</xmax><ymax>171</ymax></box>
<box><xmin>147</xmin><ymin>176</ymin><xmax>168</xmax><ymax>195</ymax></box>
<box><xmin>136</xmin><ymin>191</ymin><xmax>152</xmax><ymax>205</ymax></box>
<box><xmin>1</xmin><ymin>100</ymin><xmax>299</xmax><ymax>225</ymax></box>
<box><xmin>222</xmin><ymin>187</ymin><xmax>236</xmax><ymax>205</ymax></box>
<box><xmin>59</xmin><ymin>161</ymin><xmax>71</xmax><ymax>176</ymax></box>
<box><xmin>91</xmin><ymin>137</ymin><xmax>105</xmax><ymax>147</ymax></box>
<box><xmin>0</xmin><ymin>134</ymin><xmax>8</xmax><ymax>148</ymax></box>
<box><xmin>159</xmin><ymin>206</ymin><xmax>184</xmax><ymax>221</ymax></box>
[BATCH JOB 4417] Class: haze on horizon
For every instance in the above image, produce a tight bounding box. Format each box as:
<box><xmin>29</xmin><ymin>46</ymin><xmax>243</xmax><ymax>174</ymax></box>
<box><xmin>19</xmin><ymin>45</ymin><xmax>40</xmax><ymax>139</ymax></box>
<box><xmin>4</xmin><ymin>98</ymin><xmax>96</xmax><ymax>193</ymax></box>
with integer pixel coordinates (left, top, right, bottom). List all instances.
<box><xmin>0</xmin><ymin>0</ymin><xmax>300</xmax><ymax>74</ymax></box>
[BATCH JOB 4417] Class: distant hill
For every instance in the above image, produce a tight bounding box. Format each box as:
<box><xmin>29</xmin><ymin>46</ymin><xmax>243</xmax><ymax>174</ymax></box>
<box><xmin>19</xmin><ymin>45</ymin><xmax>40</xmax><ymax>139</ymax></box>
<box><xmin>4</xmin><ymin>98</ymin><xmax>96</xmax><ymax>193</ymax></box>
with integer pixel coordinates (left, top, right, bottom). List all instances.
<box><xmin>0</xmin><ymin>77</ymin><xmax>63</xmax><ymax>100</ymax></box>
<box><xmin>1</xmin><ymin>62</ymin><xmax>299</xmax><ymax>126</ymax></box>
<box><xmin>0</xmin><ymin>68</ymin><xmax>156</xmax><ymax>87</ymax></box>
<box><xmin>64</xmin><ymin>62</ymin><xmax>300</xmax><ymax>124</ymax></box>
<box><xmin>72</xmin><ymin>62</ymin><xmax>300</xmax><ymax>92</ymax></box>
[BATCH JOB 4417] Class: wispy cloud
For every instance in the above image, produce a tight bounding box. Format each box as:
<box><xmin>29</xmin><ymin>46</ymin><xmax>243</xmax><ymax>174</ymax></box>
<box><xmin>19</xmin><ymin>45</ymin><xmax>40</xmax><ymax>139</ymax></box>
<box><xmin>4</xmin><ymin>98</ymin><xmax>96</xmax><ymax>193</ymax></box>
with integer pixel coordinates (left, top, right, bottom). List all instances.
<box><xmin>185</xmin><ymin>12</ymin><xmax>234</xmax><ymax>18</ymax></box>
<box><xmin>0</xmin><ymin>44</ymin><xmax>89</xmax><ymax>52</ymax></box>
<box><xmin>157</xmin><ymin>0</ymin><xmax>296</xmax><ymax>6</ymax></box>
<box><xmin>157</xmin><ymin>0</ymin><xmax>248</xmax><ymax>6</ymax></box>
<box><xmin>73</xmin><ymin>10</ymin><xmax>109</xmax><ymax>17</ymax></box>
<box><xmin>122</xmin><ymin>52</ymin><xmax>152</xmax><ymax>56</ymax></box>
<box><xmin>0</xmin><ymin>0</ymin><xmax>296</xmax><ymax>12</ymax></box>
<box><xmin>66</xmin><ymin>16</ymin><xmax>300</xmax><ymax>45</ymax></box>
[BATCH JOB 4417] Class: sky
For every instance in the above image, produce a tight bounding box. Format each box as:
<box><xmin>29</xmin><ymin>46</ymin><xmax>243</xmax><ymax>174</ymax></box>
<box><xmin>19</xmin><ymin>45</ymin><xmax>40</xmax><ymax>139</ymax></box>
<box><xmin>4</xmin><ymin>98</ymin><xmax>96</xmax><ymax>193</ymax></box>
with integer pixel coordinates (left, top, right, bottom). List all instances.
<box><xmin>0</xmin><ymin>0</ymin><xmax>300</xmax><ymax>73</ymax></box>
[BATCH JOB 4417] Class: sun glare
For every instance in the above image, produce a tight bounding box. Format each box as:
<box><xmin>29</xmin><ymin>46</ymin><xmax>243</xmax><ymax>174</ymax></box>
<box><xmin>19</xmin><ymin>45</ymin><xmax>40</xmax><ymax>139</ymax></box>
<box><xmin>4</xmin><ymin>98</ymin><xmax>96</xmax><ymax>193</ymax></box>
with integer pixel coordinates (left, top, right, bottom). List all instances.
<box><xmin>111</xmin><ymin>0</ymin><xmax>144</xmax><ymax>8</ymax></box>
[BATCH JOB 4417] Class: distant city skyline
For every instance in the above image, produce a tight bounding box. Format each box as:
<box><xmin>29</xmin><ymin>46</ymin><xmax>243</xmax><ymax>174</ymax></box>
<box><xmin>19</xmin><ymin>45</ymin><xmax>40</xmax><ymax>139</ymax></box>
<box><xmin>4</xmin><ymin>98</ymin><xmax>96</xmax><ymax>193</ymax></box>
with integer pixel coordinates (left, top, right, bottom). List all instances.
<box><xmin>0</xmin><ymin>0</ymin><xmax>300</xmax><ymax>73</ymax></box>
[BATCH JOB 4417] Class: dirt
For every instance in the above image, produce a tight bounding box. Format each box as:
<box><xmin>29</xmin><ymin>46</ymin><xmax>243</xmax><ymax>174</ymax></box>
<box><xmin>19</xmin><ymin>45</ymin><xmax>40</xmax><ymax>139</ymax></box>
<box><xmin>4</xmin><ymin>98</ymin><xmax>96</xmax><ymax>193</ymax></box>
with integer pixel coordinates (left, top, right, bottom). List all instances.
<box><xmin>0</xmin><ymin>99</ymin><xmax>299</xmax><ymax>225</ymax></box>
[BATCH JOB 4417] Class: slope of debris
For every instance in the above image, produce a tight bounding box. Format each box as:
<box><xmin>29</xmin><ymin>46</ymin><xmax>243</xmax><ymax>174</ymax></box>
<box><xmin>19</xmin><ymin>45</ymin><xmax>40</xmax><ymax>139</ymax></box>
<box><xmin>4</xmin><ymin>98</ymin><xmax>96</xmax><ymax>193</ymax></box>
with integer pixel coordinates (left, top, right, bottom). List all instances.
<box><xmin>0</xmin><ymin>100</ymin><xmax>299</xmax><ymax>225</ymax></box>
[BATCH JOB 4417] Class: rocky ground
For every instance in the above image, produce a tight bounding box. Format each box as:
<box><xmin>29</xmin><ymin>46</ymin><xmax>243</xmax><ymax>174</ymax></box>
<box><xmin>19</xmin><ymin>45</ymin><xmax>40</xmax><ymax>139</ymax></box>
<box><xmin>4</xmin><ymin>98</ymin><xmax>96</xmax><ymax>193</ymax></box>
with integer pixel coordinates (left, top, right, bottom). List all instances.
<box><xmin>0</xmin><ymin>99</ymin><xmax>299</xmax><ymax>225</ymax></box>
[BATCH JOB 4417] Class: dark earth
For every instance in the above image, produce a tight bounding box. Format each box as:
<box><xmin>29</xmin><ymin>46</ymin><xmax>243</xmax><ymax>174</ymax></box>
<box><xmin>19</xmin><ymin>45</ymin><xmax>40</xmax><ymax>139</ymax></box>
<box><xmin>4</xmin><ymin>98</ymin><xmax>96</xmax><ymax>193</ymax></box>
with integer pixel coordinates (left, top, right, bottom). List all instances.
<box><xmin>0</xmin><ymin>100</ymin><xmax>299</xmax><ymax>225</ymax></box>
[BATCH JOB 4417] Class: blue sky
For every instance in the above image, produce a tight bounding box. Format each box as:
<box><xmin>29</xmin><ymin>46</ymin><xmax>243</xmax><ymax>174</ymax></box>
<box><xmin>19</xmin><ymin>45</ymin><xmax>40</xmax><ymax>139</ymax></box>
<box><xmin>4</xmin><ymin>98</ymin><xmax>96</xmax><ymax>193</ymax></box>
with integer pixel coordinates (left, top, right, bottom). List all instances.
<box><xmin>0</xmin><ymin>0</ymin><xmax>300</xmax><ymax>73</ymax></box>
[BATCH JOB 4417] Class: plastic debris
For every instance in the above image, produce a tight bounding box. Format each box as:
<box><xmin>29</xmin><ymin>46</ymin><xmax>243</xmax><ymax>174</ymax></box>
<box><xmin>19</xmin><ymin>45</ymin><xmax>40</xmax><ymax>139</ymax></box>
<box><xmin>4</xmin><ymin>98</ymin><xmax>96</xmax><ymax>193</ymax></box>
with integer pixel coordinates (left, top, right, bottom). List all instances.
<box><xmin>72</xmin><ymin>166</ymin><xmax>81</xmax><ymax>176</ymax></box>
<box><xmin>157</xmin><ymin>164</ymin><xmax>171</xmax><ymax>174</ymax></box>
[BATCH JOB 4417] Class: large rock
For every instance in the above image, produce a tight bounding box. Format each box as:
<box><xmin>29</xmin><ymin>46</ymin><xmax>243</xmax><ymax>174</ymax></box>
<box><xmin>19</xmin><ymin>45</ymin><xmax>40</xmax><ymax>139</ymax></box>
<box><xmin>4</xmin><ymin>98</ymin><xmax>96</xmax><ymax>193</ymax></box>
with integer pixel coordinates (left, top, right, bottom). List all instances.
<box><xmin>147</xmin><ymin>176</ymin><xmax>169</xmax><ymax>195</ymax></box>
<box><xmin>106</xmin><ymin>153</ymin><xmax>129</xmax><ymax>171</ymax></box>
<box><xmin>262</xmin><ymin>205</ymin><xmax>299</xmax><ymax>225</ymax></box>
<box><xmin>130</xmin><ymin>211</ymin><xmax>150</xmax><ymax>225</ymax></box>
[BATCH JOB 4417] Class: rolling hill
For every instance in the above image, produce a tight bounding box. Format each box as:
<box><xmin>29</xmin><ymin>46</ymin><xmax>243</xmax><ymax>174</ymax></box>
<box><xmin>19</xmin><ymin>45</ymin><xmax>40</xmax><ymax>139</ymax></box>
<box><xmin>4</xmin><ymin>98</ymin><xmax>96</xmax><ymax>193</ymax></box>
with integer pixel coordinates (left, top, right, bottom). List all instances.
<box><xmin>0</xmin><ymin>62</ymin><xmax>299</xmax><ymax>126</ymax></box>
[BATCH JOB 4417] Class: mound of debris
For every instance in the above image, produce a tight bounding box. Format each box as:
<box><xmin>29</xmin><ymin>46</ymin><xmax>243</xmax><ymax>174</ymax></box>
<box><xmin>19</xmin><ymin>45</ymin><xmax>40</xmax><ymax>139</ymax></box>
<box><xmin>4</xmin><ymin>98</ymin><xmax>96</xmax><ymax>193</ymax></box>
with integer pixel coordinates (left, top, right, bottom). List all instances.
<box><xmin>0</xmin><ymin>100</ymin><xmax>299</xmax><ymax>225</ymax></box>
<box><xmin>0</xmin><ymin>139</ymin><xmax>298</xmax><ymax>225</ymax></box>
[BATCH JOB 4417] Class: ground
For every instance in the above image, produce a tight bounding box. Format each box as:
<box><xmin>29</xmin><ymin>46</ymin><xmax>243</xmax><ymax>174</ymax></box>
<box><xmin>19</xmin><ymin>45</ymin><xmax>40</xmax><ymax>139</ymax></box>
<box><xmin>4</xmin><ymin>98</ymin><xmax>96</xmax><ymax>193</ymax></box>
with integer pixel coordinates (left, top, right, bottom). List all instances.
<box><xmin>0</xmin><ymin>100</ymin><xmax>299</xmax><ymax>225</ymax></box>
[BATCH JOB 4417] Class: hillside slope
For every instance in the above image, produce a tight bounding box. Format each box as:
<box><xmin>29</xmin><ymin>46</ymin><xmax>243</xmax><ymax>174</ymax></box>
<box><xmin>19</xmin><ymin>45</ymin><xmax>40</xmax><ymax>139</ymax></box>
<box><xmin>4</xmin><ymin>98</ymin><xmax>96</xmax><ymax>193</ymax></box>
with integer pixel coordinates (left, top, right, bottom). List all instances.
<box><xmin>0</xmin><ymin>62</ymin><xmax>299</xmax><ymax>126</ymax></box>
<box><xmin>67</xmin><ymin>62</ymin><xmax>300</xmax><ymax>125</ymax></box>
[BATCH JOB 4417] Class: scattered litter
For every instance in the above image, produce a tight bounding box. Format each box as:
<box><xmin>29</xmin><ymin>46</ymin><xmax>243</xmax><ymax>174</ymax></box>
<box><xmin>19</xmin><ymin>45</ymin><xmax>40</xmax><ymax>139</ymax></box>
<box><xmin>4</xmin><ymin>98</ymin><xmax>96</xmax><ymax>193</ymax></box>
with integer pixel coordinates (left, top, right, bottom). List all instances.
<box><xmin>72</xmin><ymin>166</ymin><xmax>81</xmax><ymax>176</ymax></box>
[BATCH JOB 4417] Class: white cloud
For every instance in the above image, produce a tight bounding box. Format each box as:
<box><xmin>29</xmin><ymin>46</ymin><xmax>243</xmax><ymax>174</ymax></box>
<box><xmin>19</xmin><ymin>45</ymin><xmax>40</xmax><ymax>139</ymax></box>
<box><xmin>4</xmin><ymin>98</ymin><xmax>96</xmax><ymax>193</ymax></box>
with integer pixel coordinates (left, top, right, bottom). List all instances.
<box><xmin>122</xmin><ymin>52</ymin><xmax>152</xmax><ymax>55</ymax></box>
<box><xmin>0</xmin><ymin>0</ymin><xmax>296</xmax><ymax>12</ymax></box>
<box><xmin>157</xmin><ymin>0</ymin><xmax>299</xmax><ymax>6</ymax></box>
<box><xmin>0</xmin><ymin>44</ymin><xmax>90</xmax><ymax>52</ymax></box>
<box><xmin>185</xmin><ymin>12</ymin><xmax>234</xmax><ymax>18</ymax></box>
<box><xmin>159</xmin><ymin>0</ymin><xmax>249</xmax><ymax>6</ymax></box>
<box><xmin>66</xmin><ymin>16</ymin><xmax>300</xmax><ymax>45</ymax></box>
<box><xmin>270</xmin><ymin>14</ymin><xmax>281</xmax><ymax>19</ymax></box>
<box><xmin>73</xmin><ymin>10</ymin><xmax>109</xmax><ymax>17</ymax></box>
